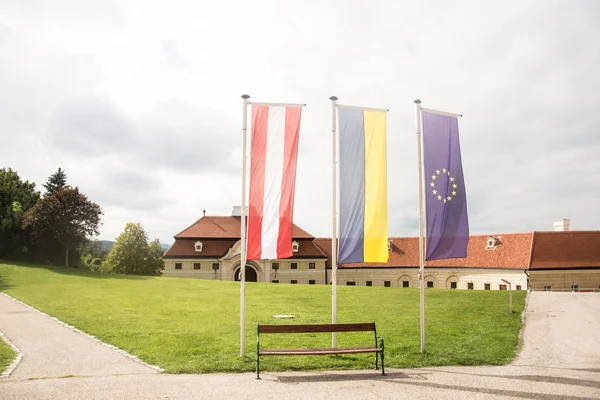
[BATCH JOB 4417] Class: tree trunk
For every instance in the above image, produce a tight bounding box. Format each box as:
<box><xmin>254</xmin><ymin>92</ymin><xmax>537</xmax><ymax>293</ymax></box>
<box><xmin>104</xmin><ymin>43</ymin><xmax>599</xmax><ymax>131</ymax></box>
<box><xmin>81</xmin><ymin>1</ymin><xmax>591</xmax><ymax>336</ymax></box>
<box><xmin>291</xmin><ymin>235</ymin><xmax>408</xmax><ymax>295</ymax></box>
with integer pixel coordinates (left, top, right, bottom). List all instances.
<box><xmin>65</xmin><ymin>247</ymin><xmax>70</xmax><ymax>267</ymax></box>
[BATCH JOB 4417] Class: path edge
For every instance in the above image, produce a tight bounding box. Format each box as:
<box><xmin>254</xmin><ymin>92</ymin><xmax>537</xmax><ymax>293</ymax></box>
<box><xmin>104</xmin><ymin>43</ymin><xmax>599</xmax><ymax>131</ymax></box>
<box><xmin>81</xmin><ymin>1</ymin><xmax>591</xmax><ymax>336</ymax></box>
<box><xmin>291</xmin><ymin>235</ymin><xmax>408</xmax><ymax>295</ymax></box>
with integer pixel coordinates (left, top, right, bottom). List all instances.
<box><xmin>1</xmin><ymin>293</ymin><xmax>164</xmax><ymax>373</ymax></box>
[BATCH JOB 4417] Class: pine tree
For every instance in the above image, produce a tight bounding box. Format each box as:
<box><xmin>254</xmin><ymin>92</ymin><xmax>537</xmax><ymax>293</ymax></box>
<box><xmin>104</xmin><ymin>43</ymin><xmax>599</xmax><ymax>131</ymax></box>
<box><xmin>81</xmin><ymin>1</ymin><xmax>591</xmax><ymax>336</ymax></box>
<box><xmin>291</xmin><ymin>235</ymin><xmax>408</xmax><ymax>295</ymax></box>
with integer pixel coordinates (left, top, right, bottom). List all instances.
<box><xmin>43</xmin><ymin>167</ymin><xmax>67</xmax><ymax>197</ymax></box>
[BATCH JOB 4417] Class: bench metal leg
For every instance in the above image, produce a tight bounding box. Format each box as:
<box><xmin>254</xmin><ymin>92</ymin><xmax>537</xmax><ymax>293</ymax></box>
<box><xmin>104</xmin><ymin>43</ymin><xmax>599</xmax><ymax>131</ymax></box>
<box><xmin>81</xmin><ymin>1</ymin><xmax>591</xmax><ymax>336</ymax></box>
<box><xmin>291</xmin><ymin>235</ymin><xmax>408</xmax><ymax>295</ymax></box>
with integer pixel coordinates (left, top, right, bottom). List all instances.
<box><xmin>256</xmin><ymin>354</ymin><xmax>261</xmax><ymax>379</ymax></box>
<box><xmin>375</xmin><ymin>352</ymin><xmax>379</xmax><ymax>370</ymax></box>
<box><xmin>381</xmin><ymin>351</ymin><xmax>385</xmax><ymax>376</ymax></box>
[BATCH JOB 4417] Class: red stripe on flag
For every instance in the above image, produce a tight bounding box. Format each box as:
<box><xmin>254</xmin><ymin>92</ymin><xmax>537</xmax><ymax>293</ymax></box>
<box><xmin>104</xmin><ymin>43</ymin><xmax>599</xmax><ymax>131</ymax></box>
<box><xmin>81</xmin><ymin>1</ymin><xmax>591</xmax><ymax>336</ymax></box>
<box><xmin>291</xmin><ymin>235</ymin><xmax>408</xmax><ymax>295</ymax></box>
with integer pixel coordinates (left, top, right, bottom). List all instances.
<box><xmin>247</xmin><ymin>106</ymin><xmax>269</xmax><ymax>260</ymax></box>
<box><xmin>276</xmin><ymin>107</ymin><xmax>302</xmax><ymax>258</ymax></box>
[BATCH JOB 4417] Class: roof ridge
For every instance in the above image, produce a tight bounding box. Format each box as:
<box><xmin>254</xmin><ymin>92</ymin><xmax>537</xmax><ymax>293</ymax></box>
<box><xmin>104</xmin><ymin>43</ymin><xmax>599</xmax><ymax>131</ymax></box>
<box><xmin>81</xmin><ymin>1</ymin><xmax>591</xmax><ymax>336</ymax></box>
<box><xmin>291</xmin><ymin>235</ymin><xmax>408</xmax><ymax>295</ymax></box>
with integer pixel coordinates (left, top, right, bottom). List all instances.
<box><xmin>205</xmin><ymin>216</ymin><xmax>227</xmax><ymax>232</ymax></box>
<box><xmin>173</xmin><ymin>216</ymin><xmax>205</xmax><ymax>238</ymax></box>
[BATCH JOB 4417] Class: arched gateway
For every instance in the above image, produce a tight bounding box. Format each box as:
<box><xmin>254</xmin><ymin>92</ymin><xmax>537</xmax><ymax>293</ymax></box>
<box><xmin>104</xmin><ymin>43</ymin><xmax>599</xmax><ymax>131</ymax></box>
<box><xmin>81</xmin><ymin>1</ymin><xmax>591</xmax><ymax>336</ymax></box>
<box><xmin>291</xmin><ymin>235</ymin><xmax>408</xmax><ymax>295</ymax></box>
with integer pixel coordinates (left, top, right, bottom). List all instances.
<box><xmin>234</xmin><ymin>263</ymin><xmax>260</xmax><ymax>282</ymax></box>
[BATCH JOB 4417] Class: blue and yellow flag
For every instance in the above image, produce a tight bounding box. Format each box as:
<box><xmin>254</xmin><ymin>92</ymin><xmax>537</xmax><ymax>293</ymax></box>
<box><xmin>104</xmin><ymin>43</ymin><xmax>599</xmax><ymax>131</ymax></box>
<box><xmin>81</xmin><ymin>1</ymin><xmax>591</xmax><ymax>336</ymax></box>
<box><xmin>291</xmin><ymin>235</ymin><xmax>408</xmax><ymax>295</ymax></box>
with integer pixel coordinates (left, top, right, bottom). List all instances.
<box><xmin>338</xmin><ymin>107</ymin><xmax>388</xmax><ymax>264</ymax></box>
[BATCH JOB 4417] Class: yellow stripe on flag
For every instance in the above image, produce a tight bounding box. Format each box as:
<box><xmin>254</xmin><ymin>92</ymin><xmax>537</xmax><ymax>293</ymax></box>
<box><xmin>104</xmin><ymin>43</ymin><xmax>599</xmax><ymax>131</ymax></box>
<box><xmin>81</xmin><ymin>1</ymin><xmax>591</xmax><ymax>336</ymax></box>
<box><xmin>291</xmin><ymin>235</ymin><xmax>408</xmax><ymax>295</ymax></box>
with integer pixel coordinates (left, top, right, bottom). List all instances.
<box><xmin>363</xmin><ymin>111</ymin><xmax>388</xmax><ymax>263</ymax></box>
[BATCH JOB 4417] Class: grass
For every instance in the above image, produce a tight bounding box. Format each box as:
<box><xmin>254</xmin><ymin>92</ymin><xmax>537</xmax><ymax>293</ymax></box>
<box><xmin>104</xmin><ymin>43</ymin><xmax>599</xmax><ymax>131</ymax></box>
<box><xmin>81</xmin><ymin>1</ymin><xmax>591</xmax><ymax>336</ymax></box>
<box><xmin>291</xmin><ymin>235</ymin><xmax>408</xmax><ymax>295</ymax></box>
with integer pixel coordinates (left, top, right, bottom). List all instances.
<box><xmin>0</xmin><ymin>335</ymin><xmax>16</xmax><ymax>374</ymax></box>
<box><xmin>0</xmin><ymin>261</ymin><xmax>527</xmax><ymax>374</ymax></box>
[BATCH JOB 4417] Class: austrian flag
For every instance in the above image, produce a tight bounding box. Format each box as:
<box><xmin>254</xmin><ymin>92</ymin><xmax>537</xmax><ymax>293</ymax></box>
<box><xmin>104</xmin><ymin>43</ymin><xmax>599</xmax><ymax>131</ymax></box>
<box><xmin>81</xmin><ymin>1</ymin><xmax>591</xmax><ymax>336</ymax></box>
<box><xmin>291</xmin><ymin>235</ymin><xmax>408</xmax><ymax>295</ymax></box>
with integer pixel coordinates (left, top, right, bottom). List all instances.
<box><xmin>247</xmin><ymin>106</ymin><xmax>303</xmax><ymax>260</ymax></box>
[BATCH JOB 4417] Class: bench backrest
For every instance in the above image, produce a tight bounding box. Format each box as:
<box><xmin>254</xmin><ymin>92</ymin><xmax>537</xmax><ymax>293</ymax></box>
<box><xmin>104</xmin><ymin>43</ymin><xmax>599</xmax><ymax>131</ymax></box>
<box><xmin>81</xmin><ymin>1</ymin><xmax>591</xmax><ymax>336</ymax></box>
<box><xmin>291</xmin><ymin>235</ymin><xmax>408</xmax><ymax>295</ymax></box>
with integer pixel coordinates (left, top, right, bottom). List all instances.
<box><xmin>258</xmin><ymin>322</ymin><xmax>375</xmax><ymax>334</ymax></box>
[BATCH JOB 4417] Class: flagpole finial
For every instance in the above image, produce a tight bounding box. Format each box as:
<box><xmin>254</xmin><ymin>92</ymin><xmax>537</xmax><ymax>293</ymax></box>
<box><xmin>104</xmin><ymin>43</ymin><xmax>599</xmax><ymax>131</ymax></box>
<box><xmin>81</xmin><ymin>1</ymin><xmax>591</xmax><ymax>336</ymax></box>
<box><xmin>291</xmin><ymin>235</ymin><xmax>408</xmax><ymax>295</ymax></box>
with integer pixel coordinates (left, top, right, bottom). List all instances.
<box><xmin>414</xmin><ymin>99</ymin><xmax>421</xmax><ymax>104</ymax></box>
<box><xmin>242</xmin><ymin>94</ymin><xmax>250</xmax><ymax>99</ymax></box>
<box><xmin>330</xmin><ymin>96</ymin><xmax>338</xmax><ymax>101</ymax></box>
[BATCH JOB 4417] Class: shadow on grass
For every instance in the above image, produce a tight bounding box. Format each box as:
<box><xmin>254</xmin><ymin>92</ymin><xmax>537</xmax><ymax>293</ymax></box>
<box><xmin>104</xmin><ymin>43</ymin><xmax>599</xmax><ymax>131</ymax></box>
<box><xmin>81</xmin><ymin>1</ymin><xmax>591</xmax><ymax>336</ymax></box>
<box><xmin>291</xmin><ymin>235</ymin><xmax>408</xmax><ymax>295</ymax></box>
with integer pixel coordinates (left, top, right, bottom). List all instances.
<box><xmin>0</xmin><ymin>274</ymin><xmax>14</xmax><ymax>291</ymax></box>
<box><xmin>0</xmin><ymin>259</ymin><xmax>156</xmax><ymax>281</ymax></box>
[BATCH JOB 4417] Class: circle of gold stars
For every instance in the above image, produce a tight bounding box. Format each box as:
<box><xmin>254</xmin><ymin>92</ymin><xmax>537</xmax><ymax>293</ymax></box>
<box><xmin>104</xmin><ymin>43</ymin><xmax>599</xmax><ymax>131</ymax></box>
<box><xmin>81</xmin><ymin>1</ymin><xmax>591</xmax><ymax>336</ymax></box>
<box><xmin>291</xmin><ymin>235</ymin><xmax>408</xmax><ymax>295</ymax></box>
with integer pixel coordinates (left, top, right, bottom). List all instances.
<box><xmin>429</xmin><ymin>168</ymin><xmax>458</xmax><ymax>203</ymax></box>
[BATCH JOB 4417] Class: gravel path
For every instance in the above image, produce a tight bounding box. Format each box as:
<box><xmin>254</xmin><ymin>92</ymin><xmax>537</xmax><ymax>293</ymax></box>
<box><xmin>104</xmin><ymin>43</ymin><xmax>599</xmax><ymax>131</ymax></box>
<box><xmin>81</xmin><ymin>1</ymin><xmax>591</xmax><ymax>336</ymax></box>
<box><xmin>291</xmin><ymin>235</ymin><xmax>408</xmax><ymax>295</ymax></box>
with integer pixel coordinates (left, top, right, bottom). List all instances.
<box><xmin>1</xmin><ymin>291</ymin><xmax>599</xmax><ymax>399</ymax></box>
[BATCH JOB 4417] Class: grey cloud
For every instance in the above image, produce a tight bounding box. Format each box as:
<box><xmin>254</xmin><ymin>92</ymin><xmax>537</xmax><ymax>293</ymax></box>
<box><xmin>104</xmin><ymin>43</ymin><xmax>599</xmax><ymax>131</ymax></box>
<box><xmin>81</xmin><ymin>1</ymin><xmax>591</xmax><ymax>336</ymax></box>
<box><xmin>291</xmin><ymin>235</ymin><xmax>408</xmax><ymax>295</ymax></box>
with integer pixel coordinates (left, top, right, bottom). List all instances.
<box><xmin>104</xmin><ymin>170</ymin><xmax>160</xmax><ymax>191</ymax></box>
<box><xmin>87</xmin><ymin>169</ymin><xmax>166</xmax><ymax>212</ymax></box>
<box><xmin>49</xmin><ymin>98</ymin><xmax>136</xmax><ymax>154</ymax></box>
<box><xmin>140</xmin><ymin>100</ymin><xmax>239</xmax><ymax>174</ymax></box>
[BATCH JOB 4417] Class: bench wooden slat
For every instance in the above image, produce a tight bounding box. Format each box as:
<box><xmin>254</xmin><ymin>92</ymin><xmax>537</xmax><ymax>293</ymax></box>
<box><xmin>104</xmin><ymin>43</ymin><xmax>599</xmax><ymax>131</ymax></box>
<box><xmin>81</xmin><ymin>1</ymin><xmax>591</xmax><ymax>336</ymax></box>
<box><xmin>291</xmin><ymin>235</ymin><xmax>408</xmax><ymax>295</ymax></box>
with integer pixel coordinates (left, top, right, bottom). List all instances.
<box><xmin>258</xmin><ymin>323</ymin><xmax>375</xmax><ymax>334</ymax></box>
<box><xmin>260</xmin><ymin>346</ymin><xmax>381</xmax><ymax>356</ymax></box>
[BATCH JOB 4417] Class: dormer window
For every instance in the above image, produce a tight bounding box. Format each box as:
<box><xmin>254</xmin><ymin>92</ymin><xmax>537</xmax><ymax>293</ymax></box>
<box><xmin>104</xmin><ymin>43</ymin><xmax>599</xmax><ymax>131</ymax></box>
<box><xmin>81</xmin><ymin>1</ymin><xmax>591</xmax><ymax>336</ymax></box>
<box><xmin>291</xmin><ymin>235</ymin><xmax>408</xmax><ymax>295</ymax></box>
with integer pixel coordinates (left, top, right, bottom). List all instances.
<box><xmin>194</xmin><ymin>241</ymin><xmax>203</xmax><ymax>252</ymax></box>
<box><xmin>486</xmin><ymin>236</ymin><xmax>499</xmax><ymax>250</ymax></box>
<box><xmin>292</xmin><ymin>241</ymin><xmax>299</xmax><ymax>253</ymax></box>
<box><xmin>388</xmin><ymin>240</ymin><xmax>392</xmax><ymax>251</ymax></box>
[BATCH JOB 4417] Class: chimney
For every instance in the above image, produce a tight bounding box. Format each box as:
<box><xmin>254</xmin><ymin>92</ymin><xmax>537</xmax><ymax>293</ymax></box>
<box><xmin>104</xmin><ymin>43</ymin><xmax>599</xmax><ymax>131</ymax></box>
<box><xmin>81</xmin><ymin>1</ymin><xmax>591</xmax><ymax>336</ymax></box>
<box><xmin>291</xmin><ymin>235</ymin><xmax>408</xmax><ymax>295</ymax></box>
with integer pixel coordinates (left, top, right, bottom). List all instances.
<box><xmin>232</xmin><ymin>206</ymin><xmax>241</xmax><ymax>217</ymax></box>
<box><xmin>553</xmin><ymin>218</ymin><xmax>571</xmax><ymax>232</ymax></box>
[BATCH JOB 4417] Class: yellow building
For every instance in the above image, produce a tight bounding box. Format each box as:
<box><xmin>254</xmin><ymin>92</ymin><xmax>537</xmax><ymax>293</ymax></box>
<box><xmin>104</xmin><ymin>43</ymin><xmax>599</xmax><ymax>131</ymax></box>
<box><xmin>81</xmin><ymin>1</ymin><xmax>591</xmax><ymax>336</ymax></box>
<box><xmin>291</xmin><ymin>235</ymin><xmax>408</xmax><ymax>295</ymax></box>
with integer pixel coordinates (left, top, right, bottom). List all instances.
<box><xmin>163</xmin><ymin>211</ymin><xmax>600</xmax><ymax>291</ymax></box>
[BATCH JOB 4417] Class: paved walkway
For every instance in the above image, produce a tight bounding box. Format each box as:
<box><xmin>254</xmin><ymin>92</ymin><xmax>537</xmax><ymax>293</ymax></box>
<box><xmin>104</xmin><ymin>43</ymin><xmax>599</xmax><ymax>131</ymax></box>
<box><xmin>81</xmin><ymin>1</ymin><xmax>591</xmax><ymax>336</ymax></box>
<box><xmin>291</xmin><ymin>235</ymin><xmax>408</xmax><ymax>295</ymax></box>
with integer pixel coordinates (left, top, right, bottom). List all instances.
<box><xmin>1</xmin><ymin>292</ymin><xmax>599</xmax><ymax>399</ymax></box>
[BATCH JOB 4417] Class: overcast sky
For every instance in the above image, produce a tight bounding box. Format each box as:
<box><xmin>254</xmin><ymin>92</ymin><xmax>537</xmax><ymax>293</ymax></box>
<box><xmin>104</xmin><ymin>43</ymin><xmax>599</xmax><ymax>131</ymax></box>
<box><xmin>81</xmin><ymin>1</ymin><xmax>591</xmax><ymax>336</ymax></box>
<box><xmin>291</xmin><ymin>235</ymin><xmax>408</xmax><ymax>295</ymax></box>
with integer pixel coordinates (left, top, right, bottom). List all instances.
<box><xmin>1</xmin><ymin>0</ymin><xmax>599</xmax><ymax>244</ymax></box>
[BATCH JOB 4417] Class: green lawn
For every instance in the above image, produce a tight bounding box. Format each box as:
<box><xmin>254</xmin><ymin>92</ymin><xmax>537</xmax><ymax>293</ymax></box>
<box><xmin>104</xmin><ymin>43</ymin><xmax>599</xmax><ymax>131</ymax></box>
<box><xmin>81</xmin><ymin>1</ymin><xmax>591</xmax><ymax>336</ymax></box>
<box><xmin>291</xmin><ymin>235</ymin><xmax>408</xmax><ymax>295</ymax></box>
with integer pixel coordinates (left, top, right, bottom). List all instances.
<box><xmin>0</xmin><ymin>261</ymin><xmax>526</xmax><ymax>374</ymax></box>
<box><xmin>0</xmin><ymin>335</ymin><xmax>16</xmax><ymax>374</ymax></box>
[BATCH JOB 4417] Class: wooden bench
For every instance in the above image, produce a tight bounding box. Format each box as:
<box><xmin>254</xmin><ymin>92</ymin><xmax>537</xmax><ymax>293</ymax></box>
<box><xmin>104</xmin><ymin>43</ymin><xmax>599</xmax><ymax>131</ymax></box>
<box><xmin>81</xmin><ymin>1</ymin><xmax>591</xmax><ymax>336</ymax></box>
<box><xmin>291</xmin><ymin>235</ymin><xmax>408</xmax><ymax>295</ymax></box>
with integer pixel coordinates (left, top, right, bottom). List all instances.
<box><xmin>256</xmin><ymin>322</ymin><xmax>384</xmax><ymax>379</ymax></box>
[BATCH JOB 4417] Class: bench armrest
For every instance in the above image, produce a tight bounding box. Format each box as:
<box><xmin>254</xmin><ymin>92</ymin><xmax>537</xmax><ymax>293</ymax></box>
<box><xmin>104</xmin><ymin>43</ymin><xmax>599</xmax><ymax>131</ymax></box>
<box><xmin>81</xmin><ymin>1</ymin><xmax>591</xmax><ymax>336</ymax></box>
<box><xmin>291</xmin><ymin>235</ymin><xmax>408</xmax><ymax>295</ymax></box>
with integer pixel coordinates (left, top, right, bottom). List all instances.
<box><xmin>376</xmin><ymin>335</ymin><xmax>384</xmax><ymax>350</ymax></box>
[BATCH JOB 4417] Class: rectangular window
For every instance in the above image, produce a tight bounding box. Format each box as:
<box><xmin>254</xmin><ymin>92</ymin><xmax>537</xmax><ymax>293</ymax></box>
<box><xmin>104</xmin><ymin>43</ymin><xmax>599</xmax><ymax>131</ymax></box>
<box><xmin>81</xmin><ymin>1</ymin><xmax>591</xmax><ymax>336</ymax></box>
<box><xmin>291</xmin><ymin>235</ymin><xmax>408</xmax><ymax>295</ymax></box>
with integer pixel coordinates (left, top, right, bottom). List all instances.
<box><xmin>346</xmin><ymin>281</ymin><xmax>356</xmax><ymax>286</ymax></box>
<box><xmin>309</xmin><ymin>280</ymin><xmax>316</xmax><ymax>285</ymax></box>
<box><xmin>308</xmin><ymin>262</ymin><xmax>316</xmax><ymax>269</ymax></box>
<box><xmin>290</xmin><ymin>262</ymin><xmax>298</xmax><ymax>270</ymax></box>
<box><xmin>174</xmin><ymin>263</ymin><xmax>182</xmax><ymax>270</ymax></box>
<box><xmin>271</xmin><ymin>262</ymin><xmax>279</xmax><ymax>270</ymax></box>
<box><xmin>403</xmin><ymin>281</ymin><xmax>410</xmax><ymax>288</ymax></box>
<box><xmin>516</xmin><ymin>285</ymin><xmax>522</xmax><ymax>290</ymax></box>
<box><xmin>485</xmin><ymin>283</ymin><xmax>491</xmax><ymax>290</ymax></box>
<box><xmin>272</xmin><ymin>279</ymin><xmax>279</xmax><ymax>283</ymax></box>
<box><xmin>450</xmin><ymin>282</ymin><xmax>457</xmax><ymax>289</ymax></box>
<box><xmin>499</xmin><ymin>284</ymin><xmax>507</xmax><ymax>290</ymax></box>
<box><xmin>212</xmin><ymin>262</ymin><xmax>220</xmax><ymax>271</ymax></box>
<box><xmin>427</xmin><ymin>281</ymin><xmax>434</xmax><ymax>288</ymax></box>
<box><xmin>290</xmin><ymin>280</ymin><xmax>297</xmax><ymax>284</ymax></box>
<box><xmin>366</xmin><ymin>281</ymin><xmax>373</xmax><ymax>286</ymax></box>
<box><xmin>384</xmin><ymin>281</ymin><xmax>391</xmax><ymax>287</ymax></box>
<box><xmin>193</xmin><ymin>262</ymin><xmax>201</xmax><ymax>270</ymax></box>
<box><xmin>468</xmin><ymin>282</ymin><xmax>474</xmax><ymax>290</ymax></box>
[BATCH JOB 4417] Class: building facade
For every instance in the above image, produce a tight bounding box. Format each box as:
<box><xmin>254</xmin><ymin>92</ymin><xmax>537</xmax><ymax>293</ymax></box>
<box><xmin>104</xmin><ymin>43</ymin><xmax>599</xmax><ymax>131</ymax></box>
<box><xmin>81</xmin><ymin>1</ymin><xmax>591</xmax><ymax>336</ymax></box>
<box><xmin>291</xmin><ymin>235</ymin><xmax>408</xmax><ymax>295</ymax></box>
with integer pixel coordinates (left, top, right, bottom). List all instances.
<box><xmin>163</xmin><ymin>210</ymin><xmax>600</xmax><ymax>291</ymax></box>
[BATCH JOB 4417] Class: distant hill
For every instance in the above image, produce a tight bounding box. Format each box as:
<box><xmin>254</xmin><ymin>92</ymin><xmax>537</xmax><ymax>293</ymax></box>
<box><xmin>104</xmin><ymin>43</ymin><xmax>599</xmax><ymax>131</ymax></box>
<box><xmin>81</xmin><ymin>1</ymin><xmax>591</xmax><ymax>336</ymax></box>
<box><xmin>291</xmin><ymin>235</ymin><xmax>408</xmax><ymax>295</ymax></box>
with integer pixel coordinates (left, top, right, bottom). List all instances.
<box><xmin>99</xmin><ymin>240</ymin><xmax>171</xmax><ymax>252</ymax></box>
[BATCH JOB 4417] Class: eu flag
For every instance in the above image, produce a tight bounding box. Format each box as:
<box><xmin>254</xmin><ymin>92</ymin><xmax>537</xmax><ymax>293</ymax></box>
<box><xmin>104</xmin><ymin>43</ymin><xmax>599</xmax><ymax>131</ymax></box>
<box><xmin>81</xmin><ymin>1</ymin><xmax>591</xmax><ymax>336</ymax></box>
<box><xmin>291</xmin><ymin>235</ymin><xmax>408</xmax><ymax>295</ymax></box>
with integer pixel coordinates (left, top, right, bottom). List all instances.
<box><xmin>422</xmin><ymin>111</ymin><xmax>469</xmax><ymax>260</ymax></box>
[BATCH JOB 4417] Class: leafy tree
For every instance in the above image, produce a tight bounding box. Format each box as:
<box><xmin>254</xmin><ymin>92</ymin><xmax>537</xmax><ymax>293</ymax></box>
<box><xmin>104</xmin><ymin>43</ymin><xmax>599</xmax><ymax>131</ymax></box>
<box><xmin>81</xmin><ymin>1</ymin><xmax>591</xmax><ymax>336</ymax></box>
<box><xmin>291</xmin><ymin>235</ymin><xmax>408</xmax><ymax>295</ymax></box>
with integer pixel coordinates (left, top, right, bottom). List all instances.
<box><xmin>42</xmin><ymin>167</ymin><xmax>67</xmax><ymax>197</ymax></box>
<box><xmin>0</xmin><ymin>168</ymin><xmax>40</xmax><ymax>257</ymax></box>
<box><xmin>78</xmin><ymin>239</ymin><xmax>109</xmax><ymax>270</ymax></box>
<box><xmin>103</xmin><ymin>223</ymin><xmax>163</xmax><ymax>276</ymax></box>
<box><xmin>23</xmin><ymin>187</ymin><xmax>102</xmax><ymax>266</ymax></box>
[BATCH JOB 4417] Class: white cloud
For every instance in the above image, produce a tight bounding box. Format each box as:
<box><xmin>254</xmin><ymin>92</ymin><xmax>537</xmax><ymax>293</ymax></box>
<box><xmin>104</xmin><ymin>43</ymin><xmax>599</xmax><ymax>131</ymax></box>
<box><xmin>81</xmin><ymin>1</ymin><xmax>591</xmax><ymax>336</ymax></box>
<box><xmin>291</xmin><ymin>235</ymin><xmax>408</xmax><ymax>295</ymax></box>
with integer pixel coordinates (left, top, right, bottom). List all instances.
<box><xmin>1</xmin><ymin>0</ymin><xmax>599</xmax><ymax>244</ymax></box>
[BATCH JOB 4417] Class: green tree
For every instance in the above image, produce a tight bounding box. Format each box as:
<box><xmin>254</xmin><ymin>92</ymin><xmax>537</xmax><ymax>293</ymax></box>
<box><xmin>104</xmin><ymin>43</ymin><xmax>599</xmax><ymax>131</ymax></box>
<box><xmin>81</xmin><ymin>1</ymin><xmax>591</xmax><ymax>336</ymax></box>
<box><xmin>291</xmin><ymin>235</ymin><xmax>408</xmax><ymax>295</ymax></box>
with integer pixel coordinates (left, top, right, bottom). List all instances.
<box><xmin>0</xmin><ymin>168</ymin><xmax>40</xmax><ymax>257</ymax></box>
<box><xmin>103</xmin><ymin>223</ymin><xmax>163</xmax><ymax>275</ymax></box>
<box><xmin>42</xmin><ymin>167</ymin><xmax>67</xmax><ymax>197</ymax></box>
<box><xmin>23</xmin><ymin>187</ymin><xmax>103</xmax><ymax>266</ymax></box>
<box><xmin>78</xmin><ymin>239</ymin><xmax>109</xmax><ymax>270</ymax></box>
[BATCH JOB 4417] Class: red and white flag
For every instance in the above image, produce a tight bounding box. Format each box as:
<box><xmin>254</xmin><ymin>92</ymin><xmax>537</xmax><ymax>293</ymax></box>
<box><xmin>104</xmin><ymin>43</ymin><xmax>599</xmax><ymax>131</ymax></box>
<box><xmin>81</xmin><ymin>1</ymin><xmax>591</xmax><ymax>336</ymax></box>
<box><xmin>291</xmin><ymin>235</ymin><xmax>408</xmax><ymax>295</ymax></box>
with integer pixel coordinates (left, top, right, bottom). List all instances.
<box><xmin>247</xmin><ymin>105</ymin><xmax>302</xmax><ymax>260</ymax></box>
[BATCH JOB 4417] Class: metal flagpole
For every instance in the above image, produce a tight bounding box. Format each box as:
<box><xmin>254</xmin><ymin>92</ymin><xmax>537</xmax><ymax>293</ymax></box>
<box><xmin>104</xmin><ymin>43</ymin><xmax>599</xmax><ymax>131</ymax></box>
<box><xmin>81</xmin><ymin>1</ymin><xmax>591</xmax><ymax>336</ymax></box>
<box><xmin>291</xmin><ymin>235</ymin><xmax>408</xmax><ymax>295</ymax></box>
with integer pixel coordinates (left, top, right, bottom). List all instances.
<box><xmin>240</xmin><ymin>94</ymin><xmax>250</xmax><ymax>357</ymax></box>
<box><xmin>330</xmin><ymin>95</ymin><xmax>338</xmax><ymax>347</ymax></box>
<box><xmin>415</xmin><ymin>99</ymin><xmax>426</xmax><ymax>353</ymax></box>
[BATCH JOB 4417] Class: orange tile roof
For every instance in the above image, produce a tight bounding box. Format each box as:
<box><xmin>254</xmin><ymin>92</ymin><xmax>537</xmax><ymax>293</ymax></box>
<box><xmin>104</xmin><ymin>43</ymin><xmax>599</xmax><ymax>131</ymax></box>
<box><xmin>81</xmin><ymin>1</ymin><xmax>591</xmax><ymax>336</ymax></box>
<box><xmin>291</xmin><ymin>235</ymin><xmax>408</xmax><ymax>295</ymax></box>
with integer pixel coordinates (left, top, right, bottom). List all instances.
<box><xmin>529</xmin><ymin>231</ymin><xmax>600</xmax><ymax>269</ymax></box>
<box><xmin>175</xmin><ymin>216</ymin><xmax>314</xmax><ymax>239</ymax></box>
<box><xmin>314</xmin><ymin>233</ymin><xmax>534</xmax><ymax>270</ymax></box>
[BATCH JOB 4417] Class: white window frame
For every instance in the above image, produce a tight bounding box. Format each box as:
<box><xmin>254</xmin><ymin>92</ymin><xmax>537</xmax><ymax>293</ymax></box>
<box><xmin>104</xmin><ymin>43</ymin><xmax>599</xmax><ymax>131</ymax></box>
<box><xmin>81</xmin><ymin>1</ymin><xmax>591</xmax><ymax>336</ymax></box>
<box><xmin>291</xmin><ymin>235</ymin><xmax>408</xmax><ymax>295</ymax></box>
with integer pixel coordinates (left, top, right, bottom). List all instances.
<box><xmin>194</xmin><ymin>241</ymin><xmax>203</xmax><ymax>252</ymax></box>
<box><xmin>292</xmin><ymin>241</ymin><xmax>299</xmax><ymax>253</ymax></box>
